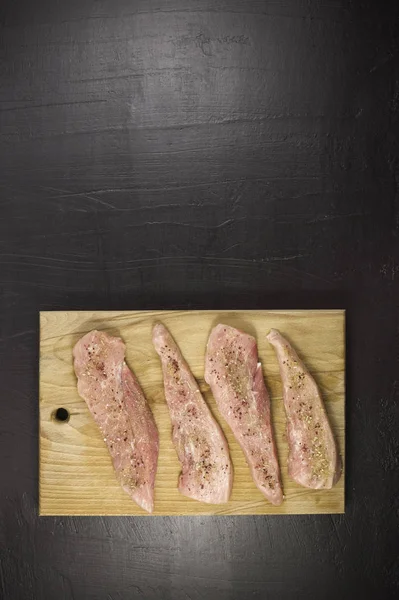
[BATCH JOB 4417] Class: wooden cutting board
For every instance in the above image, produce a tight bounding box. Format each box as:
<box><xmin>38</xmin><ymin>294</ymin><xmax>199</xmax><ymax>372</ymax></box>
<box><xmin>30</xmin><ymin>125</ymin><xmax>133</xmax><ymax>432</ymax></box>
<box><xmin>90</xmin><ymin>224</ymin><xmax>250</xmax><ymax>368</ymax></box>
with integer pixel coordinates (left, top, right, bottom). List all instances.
<box><xmin>39</xmin><ymin>310</ymin><xmax>345</xmax><ymax>516</ymax></box>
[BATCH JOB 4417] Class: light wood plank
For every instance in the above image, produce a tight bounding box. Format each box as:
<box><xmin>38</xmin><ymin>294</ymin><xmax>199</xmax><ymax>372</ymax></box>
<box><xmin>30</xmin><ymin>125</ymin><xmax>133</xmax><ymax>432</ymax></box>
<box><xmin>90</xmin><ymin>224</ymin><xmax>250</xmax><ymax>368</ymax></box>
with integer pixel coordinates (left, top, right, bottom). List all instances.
<box><xmin>39</xmin><ymin>310</ymin><xmax>345</xmax><ymax>515</ymax></box>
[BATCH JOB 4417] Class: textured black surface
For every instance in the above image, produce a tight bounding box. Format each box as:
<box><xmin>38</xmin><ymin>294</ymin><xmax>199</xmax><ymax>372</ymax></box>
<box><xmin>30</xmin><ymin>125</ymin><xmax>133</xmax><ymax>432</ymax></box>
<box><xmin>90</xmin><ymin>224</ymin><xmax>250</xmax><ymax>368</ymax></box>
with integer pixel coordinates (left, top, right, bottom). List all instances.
<box><xmin>1</xmin><ymin>1</ymin><xmax>398</xmax><ymax>598</ymax></box>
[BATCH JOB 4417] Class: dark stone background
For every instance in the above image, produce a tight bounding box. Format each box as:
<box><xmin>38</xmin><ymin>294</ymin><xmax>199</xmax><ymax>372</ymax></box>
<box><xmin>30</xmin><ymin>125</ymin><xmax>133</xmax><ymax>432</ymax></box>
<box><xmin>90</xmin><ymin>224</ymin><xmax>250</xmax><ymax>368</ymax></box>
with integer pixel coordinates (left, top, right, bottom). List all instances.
<box><xmin>1</xmin><ymin>1</ymin><xmax>398</xmax><ymax>598</ymax></box>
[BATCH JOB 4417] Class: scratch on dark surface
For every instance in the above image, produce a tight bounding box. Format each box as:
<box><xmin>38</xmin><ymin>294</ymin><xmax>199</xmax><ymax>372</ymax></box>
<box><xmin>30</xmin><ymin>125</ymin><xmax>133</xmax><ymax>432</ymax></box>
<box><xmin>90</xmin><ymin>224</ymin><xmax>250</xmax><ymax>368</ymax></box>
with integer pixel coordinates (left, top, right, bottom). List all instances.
<box><xmin>44</xmin><ymin>195</ymin><xmax>216</xmax><ymax>213</ymax></box>
<box><xmin>1</xmin><ymin>279</ymin><xmax>92</xmax><ymax>291</ymax></box>
<box><xmin>287</xmin><ymin>266</ymin><xmax>334</xmax><ymax>285</ymax></box>
<box><xmin>35</xmin><ymin>188</ymin><xmax>347</xmax><ymax>223</ymax></box>
<box><xmin>39</xmin><ymin>185</ymin><xmax>79</xmax><ymax>196</ymax></box>
<box><xmin>60</xmin><ymin>8</ymin><xmax>347</xmax><ymax>23</ymax></box>
<box><xmin>287</xmin><ymin>516</ymin><xmax>306</xmax><ymax>552</ymax></box>
<box><xmin>42</xmin><ymin>182</ymin><xmax>268</xmax><ymax>202</ymax></box>
<box><xmin>140</xmin><ymin>218</ymin><xmax>239</xmax><ymax>229</ymax></box>
<box><xmin>0</xmin><ymin>115</ymin><xmax>335</xmax><ymax>140</ymax></box>
<box><xmin>264</xmin><ymin>517</ymin><xmax>274</xmax><ymax>551</ymax></box>
<box><xmin>268</xmin><ymin>253</ymin><xmax>307</xmax><ymax>261</ymax></box>
<box><xmin>165</xmin><ymin>572</ymin><xmax>281</xmax><ymax>585</ymax></box>
<box><xmin>129</xmin><ymin>113</ymin><xmax>331</xmax><ymax>131</ymax></box>
<box><xmin>252</xmin><ymin>516</ymin><xmax>262</xmax><ymax>550</ymax></box>
<box><xmin>308</xmin><ymin>212</ymin><xmax>366</xmax><ymax>223</ymax></box>
<box><xmin>0</xmin><ymin>100</ymin><xmax>106</xmax><ymax>113</ymax></box>
<box><xmin>0</xmin><ymin>329</ymin><xmax>35</xmax><ymax>342</ymax></box>
<box><xmin>370</xmin><ymin>51</ymin><xmax>397</xmax><ymax>73</ymax></box>
<box><xmin>112</xmin><ymin>254</ymin><xmax>310</xmax><ymax>271</ymax></box>
<box><xmin>57</xmin><ymin>180</ymin><xmax>248</xmax><ymax>195</ymax></box>
<box><xmin>0</xmin><ymin>219</ymin><xmax>247</xmax><ymax>241</ymax></box>
<box><xmin>68</xmin><ymin>517</ymin><xmax>79</xmax><ymax>536</ymax></box>
<box><xmin>39</xmin><ymin>185</ymin><xmax>123</xmax><ymax>210</ymax></box>
<box><xmin>329</xmin><ymin>515</ymin><xmax>343</xmax><ymax>547</ymax></box>
<box><xmin>74</xmin><ymin>195</ymin><xmax>121</xmax><ymax>211</ymax></box>
<box><xmin>15</xmin><ymin>506</ymin><xmax>25</xmax><ymax>528</ymax></box>
<box><xmin>215</xmin><ymin>519</ymin><xmax>228</xmax><ymax>560</ymax></box>
<box><xmin>344</xmin><ymin>516</ymin><xmax>352</xmax><ymax>538</ymax></box>
<box><xmin>132</xmin><ymin>255</ymin><xmax>306</xmax><ymax>268</ymax></box>
<box><xmin>221</xmin><ymin>243</ymin><xmax>242</xmax><ymax>253</ymax></box>
<box><xmin>100</xmin><ymin>516</ymin><xmax>112</xmax><ymax>538</ymax></box>
<box><xmin>68</xmin><ymin>73</ymin><xmax>147</xmax><ymax>84</ymax></box>
<box><xmin>115</xmin><ymin>583</ymin><xmax>146</xmax><ymax>597</ymax></box>
<box><xmin>0</xmin><ymin>253</ymin><xmax>98</xmax><ymax>265</ymax></box>
<box><xmin>48</xmin><ymin>193</ymin><xmax>119</xmax><ymax>211</ymax></box>
<box><xmin>61</xmin><ymin>572</ymin><xmax>76</xmax><ymax>600</ymax></box>
<box><xmin>0</xmin><ymin>254</ymin><xmax>319</xmax><ymax>285</ymax></box>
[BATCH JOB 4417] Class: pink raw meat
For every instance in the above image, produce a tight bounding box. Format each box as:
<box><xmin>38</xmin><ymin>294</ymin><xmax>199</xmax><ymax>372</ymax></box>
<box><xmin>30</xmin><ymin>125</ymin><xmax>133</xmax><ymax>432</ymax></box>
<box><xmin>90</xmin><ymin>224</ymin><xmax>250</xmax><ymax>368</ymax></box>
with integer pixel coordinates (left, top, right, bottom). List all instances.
<box><xmin>267</xmin><ymin>328</ymin><xmax>341</xmax><ymax>489</ymax></box>
<box><xmin>205</xmin><ymin>324</ymin><xmax>283</xmax><ymax>506</ymax></box>
<box><xmin>153</xmin><ymin>323</ymin><xmax>233</xmax><ymax>504</ymax></box>
<box><xmin>73</xmin><ymin>330</ymin><xmax>159</xmax><ymax>512</ymax></box>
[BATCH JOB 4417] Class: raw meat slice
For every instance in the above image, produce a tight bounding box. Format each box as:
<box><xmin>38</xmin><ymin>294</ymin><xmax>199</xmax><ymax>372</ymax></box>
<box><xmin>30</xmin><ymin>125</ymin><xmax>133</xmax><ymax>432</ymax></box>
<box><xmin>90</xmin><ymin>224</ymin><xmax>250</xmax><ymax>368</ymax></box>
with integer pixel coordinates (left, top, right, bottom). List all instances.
<box><xmin>267</xmin><ymin>328</ymin><xmax>341</xmax><ymax>489</ymax></box>
<box><xmin>152</xmin><ymin>323</ymin><xmax>233</xmax><ymax>504</ymax></box>
<box><xmin>73</xmin><ymin>330</ymin><xmax>159</xmax><ymax>513</ymax></box>
<box><xmin>205</xmin><ymin>324</ymin><xmax>283</xmax><ymax>506</ymax></box>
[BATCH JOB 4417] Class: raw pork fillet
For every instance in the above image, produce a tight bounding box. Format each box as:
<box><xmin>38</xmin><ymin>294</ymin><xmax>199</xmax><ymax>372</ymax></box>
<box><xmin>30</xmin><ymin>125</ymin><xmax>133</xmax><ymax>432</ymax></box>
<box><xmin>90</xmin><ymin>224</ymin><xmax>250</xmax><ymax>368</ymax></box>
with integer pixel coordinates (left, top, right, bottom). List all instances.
<box><xmin>73</xmin><ymin>330</ymin><xmax>159</xmax><ymax>512</ymax></box>
<box><xmin>205</xmin><ymin>324</ymin><xmax>283</xmax><ymax>506</ymax></box>
<box><xmin>267</xmin><ymin>328</ymin><xmax>341</xmax><ymax>489</ymax></box>
<box><xmin>153</xmin><ymin>323</ymin><xmax>233</xmax><ymax>504</ymax></box>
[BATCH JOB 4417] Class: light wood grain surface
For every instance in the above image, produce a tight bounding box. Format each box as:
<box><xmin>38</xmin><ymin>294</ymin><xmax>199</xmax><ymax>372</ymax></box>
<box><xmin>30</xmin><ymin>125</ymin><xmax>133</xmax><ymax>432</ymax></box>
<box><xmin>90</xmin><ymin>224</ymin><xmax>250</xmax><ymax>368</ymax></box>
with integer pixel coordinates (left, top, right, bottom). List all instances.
<box><xmin>39</xmin><ymin>310</ymin><xmax>345</xmax><ymax>515</ymax></box>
